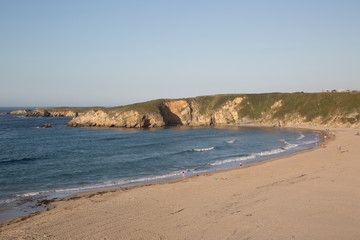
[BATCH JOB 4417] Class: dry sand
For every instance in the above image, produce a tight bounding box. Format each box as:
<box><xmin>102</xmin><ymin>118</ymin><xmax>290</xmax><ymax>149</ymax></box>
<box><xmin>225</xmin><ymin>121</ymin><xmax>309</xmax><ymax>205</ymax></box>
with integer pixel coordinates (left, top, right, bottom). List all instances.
<box><xmin>1</xmin><ymin>127</ymin><xmax>360</xmax><ymax>240</ymax></box>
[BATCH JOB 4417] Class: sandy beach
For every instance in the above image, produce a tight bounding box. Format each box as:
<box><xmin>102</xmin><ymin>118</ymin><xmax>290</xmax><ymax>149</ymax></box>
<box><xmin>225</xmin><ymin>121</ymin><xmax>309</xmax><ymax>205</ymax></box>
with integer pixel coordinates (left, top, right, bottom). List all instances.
<box><xmin>1</xmin><ymin>127</ymin><xmax>360</xmax><ymax>240</ymax></box>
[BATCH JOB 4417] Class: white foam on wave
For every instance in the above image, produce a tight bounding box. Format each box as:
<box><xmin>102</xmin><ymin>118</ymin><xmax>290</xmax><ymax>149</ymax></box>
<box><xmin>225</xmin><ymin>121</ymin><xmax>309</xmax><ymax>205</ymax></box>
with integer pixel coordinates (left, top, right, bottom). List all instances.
<box><xmin>256</xmin><ymin>148</ymin><xmax>285</xmax><ymax>156</ymax></box>
<box><xmin>0</xmin><ymin>198</ymin><xmax>17</xmax><ymax>204</ymax></box>
<box><xmin>211</xmin><ymin>141</ymin><xmax>300</xmax><ymax>166</ymax></box>
<box><xmin>53</xmin><ymin>172</ymin><xmax>184</xmax><ymax>193</ymax></box>
<box><xmin>283</xmin><ymin>141</ymin><xmax>299</xmax><ymax>150</ymax></box>
<box><xmin>300</xmin><ymin>140</ymin><xmax>318</xmax><ymax>145</ymax></box>
<box><xmin>297</xmin><ymin>133</ymin><xmax>305</xmax><ymax>140</ymax></box>
<box><xmin>14</xmin><ymin>192</ymin><xmax>41</xmax><ymax>198</ymax></box>
<box><xmin>192</xmin><ymin>147</ymin><xmax>214</xmax><ymax>152</ymax></box>
<box><xmin>226</xmin><ymin>140</ymin><xmax>235</xmax><ymax>144</ymax></box>
<box><xmin>13</xmin><ymin>170</ymin><xmax>196</xmax><ymax>199</ymax></box>
<box><xmin>211</xmin><ymin>154</ymin><xmax>256</xmax><ymax>166</ymax></box>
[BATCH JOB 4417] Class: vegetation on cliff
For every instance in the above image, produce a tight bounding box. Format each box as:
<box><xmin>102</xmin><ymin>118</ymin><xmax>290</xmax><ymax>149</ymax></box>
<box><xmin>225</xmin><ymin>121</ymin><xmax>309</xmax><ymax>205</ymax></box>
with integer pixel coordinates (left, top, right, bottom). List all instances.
<box><xmin>11</xmin><ymin>92</ymin><xmax>360</xmax><ymax>128</ymax></box>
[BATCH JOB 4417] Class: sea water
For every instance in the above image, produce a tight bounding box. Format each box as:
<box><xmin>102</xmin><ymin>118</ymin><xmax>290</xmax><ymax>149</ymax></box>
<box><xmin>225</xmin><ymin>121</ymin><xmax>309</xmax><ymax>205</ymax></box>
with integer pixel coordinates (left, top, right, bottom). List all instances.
<box><xmin>0</xmin><ymin>107</ymin><xmax>320</xmax><ymax>221</ymax></box>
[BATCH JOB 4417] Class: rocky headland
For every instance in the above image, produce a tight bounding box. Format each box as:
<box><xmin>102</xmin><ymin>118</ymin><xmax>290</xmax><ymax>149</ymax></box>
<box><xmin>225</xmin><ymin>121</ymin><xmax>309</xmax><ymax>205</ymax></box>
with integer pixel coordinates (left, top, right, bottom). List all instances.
<box><xmin>10</xmin><ymin>92</ymin><xmax>360</xmax><ymax>128</ymax></box>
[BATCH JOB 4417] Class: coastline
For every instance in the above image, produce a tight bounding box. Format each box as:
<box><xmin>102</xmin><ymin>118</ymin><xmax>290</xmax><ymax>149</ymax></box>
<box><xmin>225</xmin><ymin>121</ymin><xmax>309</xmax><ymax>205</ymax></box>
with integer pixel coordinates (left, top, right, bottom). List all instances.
<box><xmin>0</xmin><ymin>125</ymin><xmax>320</xmax><ymax>222</ymax></box>
<box><xmin>1</xmin><ymin>126</ymin><xmax>360</xmax><ymax>239</ymax></box>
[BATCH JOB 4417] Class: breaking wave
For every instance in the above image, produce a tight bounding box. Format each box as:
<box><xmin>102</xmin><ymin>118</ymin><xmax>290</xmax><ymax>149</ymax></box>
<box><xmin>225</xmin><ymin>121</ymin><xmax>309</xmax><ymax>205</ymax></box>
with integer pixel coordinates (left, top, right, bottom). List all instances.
<box><xmin>13</xmin><ymin>169</ymin><xmax>205</xmax><ymax>199</ymax></box>
<box><xmin>190</xmin><ymin>147</ymin><xmax>214</xmax><ymax>152</ymax></box>
<box><xmin>210</xmin><ymin>141</ymin><xmax>299</xmax><ymax>166</ymax></box>
<box><xmin>297</xmin><ymin>133</ymin><xmax>305</xmax><ymax>140</ymax></box>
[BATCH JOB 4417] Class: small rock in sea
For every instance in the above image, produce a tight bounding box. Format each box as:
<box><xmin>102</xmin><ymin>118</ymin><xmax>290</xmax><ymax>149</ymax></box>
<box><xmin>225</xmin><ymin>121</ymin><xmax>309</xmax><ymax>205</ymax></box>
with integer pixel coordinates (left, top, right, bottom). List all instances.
<box><xmin>39</xmin><ymin>123</ymin><xmax>52</xmax><ymax>128</ymax></box>
<box><xmin>0</xmin><ymin>112</ymin><xmax>9</xmax><ymax>115</ymax></box>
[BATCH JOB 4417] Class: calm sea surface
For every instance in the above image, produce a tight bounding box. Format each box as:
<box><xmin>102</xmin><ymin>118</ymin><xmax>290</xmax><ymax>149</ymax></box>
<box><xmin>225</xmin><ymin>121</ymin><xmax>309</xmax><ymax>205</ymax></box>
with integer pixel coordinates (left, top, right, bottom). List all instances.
<box><xmin>0</xmin><ymin>107</ymin><xmax>320</xmax><ymax>221</ymax></box>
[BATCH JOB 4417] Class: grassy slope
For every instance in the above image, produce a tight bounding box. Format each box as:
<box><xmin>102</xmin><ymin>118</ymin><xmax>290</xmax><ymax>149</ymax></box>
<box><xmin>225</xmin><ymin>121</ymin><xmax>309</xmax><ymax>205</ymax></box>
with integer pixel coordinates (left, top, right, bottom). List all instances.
<box><xmin>193</xmin><ymin>94</ymin><xmax>242</xmax><ymax>115</ymax></box>
<box><xmin>238</xmin><ymin>92</ymin><xmax>360</xmax><ymax>123</ymax></box>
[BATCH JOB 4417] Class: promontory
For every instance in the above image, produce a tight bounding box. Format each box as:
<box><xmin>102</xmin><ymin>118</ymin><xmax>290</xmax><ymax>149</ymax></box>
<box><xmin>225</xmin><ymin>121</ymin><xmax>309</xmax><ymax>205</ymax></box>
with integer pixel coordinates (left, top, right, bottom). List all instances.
<box><xmin>10</xmin><ymin>92</ymin><xmax>360</xmax><ymax>128</ymax></box>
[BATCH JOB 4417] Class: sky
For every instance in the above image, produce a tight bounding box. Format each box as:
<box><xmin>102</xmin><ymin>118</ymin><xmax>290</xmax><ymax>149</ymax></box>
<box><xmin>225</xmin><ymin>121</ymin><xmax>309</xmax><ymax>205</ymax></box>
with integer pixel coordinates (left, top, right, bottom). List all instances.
<box><xmin>1</xmin><ymin>0</ymin><xmax>359</xmax><ymax>107</ymax></box>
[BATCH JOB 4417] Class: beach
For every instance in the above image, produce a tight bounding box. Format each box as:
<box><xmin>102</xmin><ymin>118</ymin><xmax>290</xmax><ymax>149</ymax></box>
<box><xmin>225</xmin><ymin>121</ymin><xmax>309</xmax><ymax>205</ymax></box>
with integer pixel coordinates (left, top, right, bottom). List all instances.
<box><xmin>1</xmin><ymin>127</ymin><xmax>360</xmax><ymax>240</ymax></box>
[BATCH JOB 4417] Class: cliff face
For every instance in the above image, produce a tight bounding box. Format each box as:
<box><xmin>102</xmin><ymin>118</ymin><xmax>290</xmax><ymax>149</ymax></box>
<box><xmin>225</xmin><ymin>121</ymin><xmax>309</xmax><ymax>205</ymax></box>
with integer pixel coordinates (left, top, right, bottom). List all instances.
<box><xmin>159</xmin><ymin>100</ymin><xmax>192</xmax><ymax>126</ymax></box>
<box><xmin>67</xmin><ymin>110</ymin><xmax>164</xmax><ymax>128</ymax></box>
<box><xmin>212</xmin><ymin>97</ymin><xmax>244</xmax><ymax>124</ymax></box>
<box><xmin>12</xmin><ymin>92</ymin><xmax>360</xmax><ymax>128</ymax></box>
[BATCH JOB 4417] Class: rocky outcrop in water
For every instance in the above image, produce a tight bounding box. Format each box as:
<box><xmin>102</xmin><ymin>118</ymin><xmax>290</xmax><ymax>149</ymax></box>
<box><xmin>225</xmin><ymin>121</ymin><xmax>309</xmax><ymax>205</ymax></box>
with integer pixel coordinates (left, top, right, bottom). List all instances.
<box><xmin>10</xmin><ymin>108</ymin><xmax>79</xmax><ymax>117</ymax></box>
<box><xmin>10</xmin><ymin>109</ymin><xmax>33</xmax><ymax>115</ymax></box>
<box><xmin>25</xmin><ymin>110</ymin><xmax>51</xmax><ymax>117</ymax></box>
<box><xmin>39</xmin><ymin>123</ymin><xmax>52</xmax><ymax>128</ymax></box>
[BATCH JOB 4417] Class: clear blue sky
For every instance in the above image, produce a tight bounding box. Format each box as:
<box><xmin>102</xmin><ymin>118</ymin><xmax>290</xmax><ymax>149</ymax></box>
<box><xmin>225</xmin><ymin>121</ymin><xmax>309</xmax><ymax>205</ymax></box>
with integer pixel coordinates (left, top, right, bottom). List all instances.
<box><xmin>1</xmin><ymin>0</ymin><xmax>359</xmax><ymax>107</ymax></box>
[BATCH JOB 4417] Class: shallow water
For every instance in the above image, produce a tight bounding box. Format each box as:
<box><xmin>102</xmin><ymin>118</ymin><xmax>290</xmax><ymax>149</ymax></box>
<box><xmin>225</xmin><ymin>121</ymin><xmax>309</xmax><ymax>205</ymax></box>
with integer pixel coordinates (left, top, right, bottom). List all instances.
<box><xmin>0</xmin><ymin>108</ymin><xmax>320</xmax><ymax>221</ymax></box>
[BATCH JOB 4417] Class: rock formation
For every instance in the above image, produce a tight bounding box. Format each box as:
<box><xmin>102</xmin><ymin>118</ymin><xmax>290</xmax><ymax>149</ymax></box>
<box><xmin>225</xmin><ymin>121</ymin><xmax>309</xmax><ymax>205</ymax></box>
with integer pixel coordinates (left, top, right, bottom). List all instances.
<box><xmin>11</xmin><ymin>92</ymin><xmax>360</xmax><ymax>129</ymax></box>
<box><xmin>10</xmin><ymin>108</ymin><xmax>79</xmax><ymax>117</ymax></box>
<box><xmin>66</xmin><ymin>110</ymin><xmax>164</xmax><ymax>128</ymax></box>
<box><xmin>212</xmin><ymin>97</ymin><xmax>244</xmax><ymax>124</ymax></box>
<box><xmin>39</xmin><ymin>123</ymin><xmax>52</xmax><ymax>128</ymax></box>
<box><xmin>159</xmin><ymin>100</ymin><xmax>192</xmax><ymax>126</ymax></box>
<box><xmin>10</xmin><ymin>109</ymin><xmax>33</xmax><ymax>115</ymax></box>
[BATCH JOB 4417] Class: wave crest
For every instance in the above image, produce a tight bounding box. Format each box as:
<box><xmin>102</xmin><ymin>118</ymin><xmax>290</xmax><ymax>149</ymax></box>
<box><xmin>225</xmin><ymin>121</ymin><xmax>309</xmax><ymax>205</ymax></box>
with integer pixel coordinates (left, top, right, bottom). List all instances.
<box><xmin>210</xmin><ymin>141</ymin><xmax>299</xmax><ymax>166</ymax></box>
<box><xmin>297</xmin><ymin>133</ymin><xmax>305</xmax><ymax>140</ymax></box>
<box><xmin>191</xmin><ymin>147</ymin><xmax>214</xmax><ymax>152</ymax></box>
<box><xmin>13</xmin><ymin>169</ymin><xmax>205</xmax><ymax>199</ymax></box>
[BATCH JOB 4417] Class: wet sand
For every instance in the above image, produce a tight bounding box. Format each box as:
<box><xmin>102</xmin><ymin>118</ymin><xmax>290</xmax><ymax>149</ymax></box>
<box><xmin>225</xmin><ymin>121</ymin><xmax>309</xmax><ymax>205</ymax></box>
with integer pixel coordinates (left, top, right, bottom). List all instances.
<box><xmin>1</xmin><ymin>127</ymin><xmax>360</xmax><ymax>240</ymax></box>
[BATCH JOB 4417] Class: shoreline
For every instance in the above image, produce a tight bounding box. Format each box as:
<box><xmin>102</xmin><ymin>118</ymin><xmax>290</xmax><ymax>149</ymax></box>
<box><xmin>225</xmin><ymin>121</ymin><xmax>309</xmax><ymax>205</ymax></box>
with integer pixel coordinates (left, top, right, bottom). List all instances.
<box><xmin>0</xmin><ymin>125</ymin><xmax>321</xmax><ymax>223</ymax></box>
<box><xmin>2</xmin><ymin>126</ymin><xmax>359</xmax><ymax>239</ymax></box>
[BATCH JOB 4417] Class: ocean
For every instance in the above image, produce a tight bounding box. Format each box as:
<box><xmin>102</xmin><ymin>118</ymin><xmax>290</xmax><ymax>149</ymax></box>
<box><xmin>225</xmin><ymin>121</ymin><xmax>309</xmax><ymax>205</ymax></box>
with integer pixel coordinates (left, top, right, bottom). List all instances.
<box><xmin>0</xmin><ymin>107</ymin><xmax>320</xmax><ymax>221</ymax></box>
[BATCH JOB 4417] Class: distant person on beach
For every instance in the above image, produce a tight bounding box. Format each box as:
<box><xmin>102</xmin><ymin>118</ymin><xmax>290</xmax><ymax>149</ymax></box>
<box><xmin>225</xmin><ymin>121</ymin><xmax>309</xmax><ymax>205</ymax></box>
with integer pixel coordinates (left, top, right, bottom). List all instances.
<box><xmin>356</xmin><ymin>131</ymin><xmax>360</xmax><ymax>136</ymax></box>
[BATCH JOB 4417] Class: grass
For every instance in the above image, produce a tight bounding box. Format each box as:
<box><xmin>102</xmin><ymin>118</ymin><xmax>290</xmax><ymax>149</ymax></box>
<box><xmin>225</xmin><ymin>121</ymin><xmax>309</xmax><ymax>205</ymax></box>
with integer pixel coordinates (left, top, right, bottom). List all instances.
<box><xmin>264</xmin><ymin>92</ymin><xmax>360</xmax><ymax>121</ymax></box>
<box><xmin>238</xmin><ymin>93</ymin><xmax>284</xmax><ymax>119</ymax></box>
<box><xmin>109</xmin><ymin>99</ymin><xmax>168</xmax><ymax>114</ymax></box>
